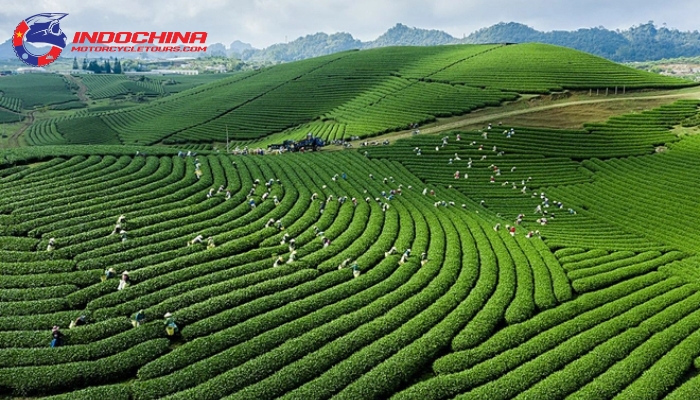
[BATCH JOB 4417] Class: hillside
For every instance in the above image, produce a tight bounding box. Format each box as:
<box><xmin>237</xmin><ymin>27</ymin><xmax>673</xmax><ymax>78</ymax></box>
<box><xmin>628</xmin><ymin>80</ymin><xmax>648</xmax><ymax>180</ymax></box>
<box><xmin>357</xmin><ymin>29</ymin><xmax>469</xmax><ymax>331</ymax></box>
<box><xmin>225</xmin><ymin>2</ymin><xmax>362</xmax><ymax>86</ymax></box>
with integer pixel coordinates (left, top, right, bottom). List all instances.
<box><xmin>1</xmin><ymin>96</ymin><xmax>700</xmax><ymax>398</ymax></box>
<box><xmin>22</xmin><ymin>43</ymin><xmax>694</xmax><ymax>147</ymax></box>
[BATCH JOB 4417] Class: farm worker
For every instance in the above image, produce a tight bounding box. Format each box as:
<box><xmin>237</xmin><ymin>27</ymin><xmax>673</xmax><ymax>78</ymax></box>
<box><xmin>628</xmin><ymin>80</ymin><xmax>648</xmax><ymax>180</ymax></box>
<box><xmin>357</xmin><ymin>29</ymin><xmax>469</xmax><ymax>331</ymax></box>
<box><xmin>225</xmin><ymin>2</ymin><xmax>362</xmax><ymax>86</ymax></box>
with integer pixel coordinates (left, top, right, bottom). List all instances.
<box><xmin>422</xmin><ymin>188</ymin><xmax>427</xmax><ymax>196</ymax></box>
<box><xmin>195</xmin><ymin>169</ymin><xmax>202</xmax><ymax>180</ymax></box>
<box><xmin>526</xmin><ymin>231</ymin><xmax>534</xmax><ymax>239</ymax></box>
<box><xmin>262</xmin><ymin>192</ymin><xmax>269</xmax><ymax>201</ymax></box>
<box><xmin>225</xmin><ymin>190</ymin><xmax>231</xmax><ymax>200</ymax></box>
<box><xmin>164</xmin><ymin>313</ymin><xmax>178</xmax><ymax>336</ymax></box>
<box><xmin>493</xmin><ymin>146</ymin><xmax>498</xmax><ymax>152</ymax></box>
<box><xmin>568</xmin><ymin>208</ymin><xmax>577</xmax><ymax>214</ymax></box>
<box><xmin>420</xmin><ymin>252</ymin><xmax>428</xmax><ymax>266</ymax></box>
<box><xmin>482</xmin><ymin>131</ymin><xmax>488</xmax><ymax>139</ymax></box>
<box><xmin>416</xmin><ymin>149</ymin><xmax>421</xmax><ymax>156</ymax></box>
<box><xmin>217</xmin><ymin>185</ymin><xmax>225</xmax><ymax>194</ymax></box>
<box><xmin>249</xmin><ymin>199</ymin><xmax>256</xmax><ymax>209</ymax></box>
<box><xmin>403</xmin><ymin>248</ymin><xmax>411</xmax><ymax>258</ymax></box>
<box><xmin>382</xmin><ymin>203</ymin><xmax>390</xmax><ymax>213</ymax></box>
<box><xmin>311</xmin><ymin>193</ymin><xmax>318</xmax><ymax>201</ymax></box>
<box><xmin>430</xmin><ymin>189</ymin><xmax>435</xmax><ymax>196</ymax></box>
<box><xmin>273</xmin><ymin>196</ymin><xmax>280</xmax><ymax>206</ymax></box>
<box><xmin>131</xmin><ymin>310</ymin><xmax>145</xmax><ymax>327</ymax></box>
<box><xmin>319</xmin><ymin>201</ymin><xmax>326</xmax><ymax>214</ymax></box>
<box><xmin>120</xmin><ymin>230</ymin><xmax>128</xmax><ymax>243</ymax></box>
<box><xmin>280</xmin><ymin>233</ymin><xmax>290</xmax><ymax>245</ymax></box>
<box><xmin>188</xmin><ymin>234</ymin><xmax>204</xmax><ymax>246</ymax></box>
<box><xmin>509</xmin><ymin>226</ymin><xmax>516</xmax><ymax>236</ymax></box>
<box><xmin>456</xmin><ymin>134</ymin><xmax>461</xmax><ymax>141</ymax></box>
<box><xmin>369</xmin><ymin>174</ymin><xmax>374</xmax><ymax>180</ymax></box>
<box><xmin>352</xmin><ymin>262</ymin><xmax>361</xmax><ymax>278</ymax></box>
<box><xmin>535</xmin><ymin>204</ymin><xmax>542</xmax><ymax>214</ymax></box>
<box><xmin>103</xmin><ymin>267</ymin><xmax>116</xmax><ymax>281</ymax></box>
<box><xmin>385</xmin><ymin>246</ymin><xmax>397</xmax><ymax>258</ymax></box>
<box><xmin>494</xmin><ymin>223</ymin><xmax>501</xmax><ymax>231</ymax></box>
<box><xmin>448</xmin><ymin>159</ymin><xmax>453</xmax><ymax>165</ymax></box>
<box><xmin>118</xmin><ymin>271</ymin><xmax>130</xmax><ymax>291</ymax></box>
<box><xmin>338</xmin><ymin>258</ymin><xmax>351</xmax><ymax>270</ymax></box>
<box><xmin>207</xmin><ymin>237</ymin><xmax>215</xmax><ymax>250</ymax></box>
<box><xmin>454</xmin><ymin>171</ymin><xmax>460</xmax><ymax>179</ymax></box>
<box><xmin>273</xmin><ymin>255</ymin><xmax>284</xmax><ymax>268</ymax></box>
<box><xmin>352</xmin><ymin>197</ymin><xmax>358</xmax><ymax>207</ymax></box>
<box><xmin>511</xmin><ymin>166</ymin><xmax>516</xmax><ymax>172</ymax></box>
<box><xmin>454</xmin><ymin>153</ymin><xmax>461</xmax><ymax>161</ymax></box>
<box><xmin>435</xmin><ymin>146</ymin><xmax>439</xmax><ymax>152</ymax></box>
<box><xmin>288</xmin><ymin>238</ymin><xmax>296</xmax><ymax>251</ymax></box>
<box><xmin>50</xmin><ymin>326</ymin><xmax>64</xmax><ymax>347</ymax></box>
<box><xmin>487</xmin><ymin>123</ymin><xmax>492</xmax><ymax>130</ymax></box>
<box><xmin>207</xmin><ymin>188</ymin><xmax>214</xmax><ymax>198</ymax></box>
<box><xmin>46</xmin><ymin>238</ymin><xmax>56</xmax><ymax>252</ymax></box>
<box><xmin>323</xmin><ymin>237</ymin><xmax>331</xmax><ymax>248</ymax></box>
<box><xmin>111</xmin><ymin>223</ymin><xmax>122</xmax><ymax>235</ymax></box>
<box><xmin>490</xmin><ymin>176</ymin><xmax>495</xmax><ymax>183</ymax></box>
<box><xmin>69</xmin><ymin>315</ymin><xmax>87</xmax><ymax>329</ymax></box>
<box><xmin>117</xmin><ymin>214</ymin><xmax>126</xmax><ymax>225</ymax></box>
<box><xmin>275</xmin><ymin>220</ymin><xmax>284</xmax><ymax>230</ymax></box>
<box><xmin>265</xmin><ymin>218</ymin><xmax>275</xmax><ymax>228</ymax></box>
<box><xmin>286</xmin><ymin>250</ymin><xmax>297</xmax><ymax>263</ymax></box>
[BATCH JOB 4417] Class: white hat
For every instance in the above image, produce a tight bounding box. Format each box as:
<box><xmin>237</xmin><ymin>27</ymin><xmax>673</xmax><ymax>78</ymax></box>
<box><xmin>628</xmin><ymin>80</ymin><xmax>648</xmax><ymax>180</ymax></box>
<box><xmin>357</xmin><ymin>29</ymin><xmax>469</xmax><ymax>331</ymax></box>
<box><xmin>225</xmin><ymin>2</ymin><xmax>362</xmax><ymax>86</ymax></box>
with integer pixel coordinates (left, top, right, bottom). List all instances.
<box><xmin>122</xmin><ymin>271</ymin><xmax>129</xmax><ymax>275</ymax></box>
<box><xmin>164</xmin><ymin>312</ymin><xmax>172</xmax><ymax>318</ymax></box>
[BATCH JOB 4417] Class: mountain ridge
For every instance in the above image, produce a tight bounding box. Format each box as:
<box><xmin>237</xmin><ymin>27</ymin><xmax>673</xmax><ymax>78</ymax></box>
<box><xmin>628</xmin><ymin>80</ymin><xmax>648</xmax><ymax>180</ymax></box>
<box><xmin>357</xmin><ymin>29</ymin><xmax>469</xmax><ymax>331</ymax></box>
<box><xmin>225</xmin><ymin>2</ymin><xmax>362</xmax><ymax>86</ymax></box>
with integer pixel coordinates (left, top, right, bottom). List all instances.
<box><xmin>2</xmin><ymin>21</ymin><xmax>699</xmax><ymax>64</ymax></box>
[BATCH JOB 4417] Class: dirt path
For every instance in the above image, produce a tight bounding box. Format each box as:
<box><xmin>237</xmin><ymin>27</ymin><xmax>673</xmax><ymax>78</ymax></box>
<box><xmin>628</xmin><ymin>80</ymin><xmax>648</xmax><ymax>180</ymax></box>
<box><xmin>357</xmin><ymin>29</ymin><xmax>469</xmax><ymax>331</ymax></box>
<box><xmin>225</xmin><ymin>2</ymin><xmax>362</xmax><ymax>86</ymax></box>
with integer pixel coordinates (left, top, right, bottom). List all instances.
<box><xmin>9</xmin><ymin>110</ymin><xmax>35</xmax><ymax>147</ymax></box>
<box><xmin>65</xmin><ymin>74</ymin><xmax>89</xmax><ymax>102</ymax></box>
<box><xmin>368</xmin><ymin>87</ymin><xmax>700</xmax><ymax>144</ymax></box>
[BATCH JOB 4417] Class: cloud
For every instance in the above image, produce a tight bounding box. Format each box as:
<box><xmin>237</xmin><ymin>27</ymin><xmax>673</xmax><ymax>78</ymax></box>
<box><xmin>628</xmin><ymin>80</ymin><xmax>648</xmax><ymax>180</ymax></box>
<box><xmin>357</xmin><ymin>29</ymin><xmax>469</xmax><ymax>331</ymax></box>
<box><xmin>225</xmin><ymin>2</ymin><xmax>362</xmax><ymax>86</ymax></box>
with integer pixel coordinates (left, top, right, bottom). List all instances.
<box><xmin>1</xmin><ymin>0</ymin><xmax>698</xmax><ymax>48</ymax></box>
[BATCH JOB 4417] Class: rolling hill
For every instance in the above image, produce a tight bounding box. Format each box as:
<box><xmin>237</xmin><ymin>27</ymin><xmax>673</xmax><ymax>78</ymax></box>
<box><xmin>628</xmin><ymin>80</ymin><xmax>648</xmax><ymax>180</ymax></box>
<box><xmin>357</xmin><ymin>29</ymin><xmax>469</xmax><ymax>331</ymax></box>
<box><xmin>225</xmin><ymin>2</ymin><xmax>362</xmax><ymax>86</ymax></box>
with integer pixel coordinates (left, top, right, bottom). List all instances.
<box><xmin>24</xmin><ymin>43</ymin><xmax>695</xmax><ymax>147</ymax></box>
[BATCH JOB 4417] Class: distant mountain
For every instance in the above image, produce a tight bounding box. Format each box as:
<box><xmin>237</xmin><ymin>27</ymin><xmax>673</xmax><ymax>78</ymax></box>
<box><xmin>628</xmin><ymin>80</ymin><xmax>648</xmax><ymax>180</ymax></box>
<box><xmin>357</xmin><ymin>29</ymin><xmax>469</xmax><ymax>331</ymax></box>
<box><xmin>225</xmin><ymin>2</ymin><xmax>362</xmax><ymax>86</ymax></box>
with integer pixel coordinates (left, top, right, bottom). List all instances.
<box><xmin>4</xmin><ymin>22</ymin><xmax>700</xmax><ymax>64</ymax></box>
<box><xmin>464</xmin><ymin>22</ymin><xmax>700</xmax><ymax>62</ymax></box>
<box><xmin>237</xmin><ymin>24</ymin><xmax>454</xmax><ymax>62</ymax></box>
<box><xmin>240</xmin><ymin>32</ymin><xmax>362</xmax><ymax>62</ymax></box>
<box><xmin>365</xmin><ymin>23</ymin><xmax>456</xmax><ymax>48</ymax></box>
<box><xmin>0</xmin><ymin>40</ymin><xmax>52</xmax><ymax>61</ymax></box>
<box><xmin>229</xmin><ymin>40</ymin><xmax>253</xmax><ymax>55</ymax></box>
<box><xmin>234</xmin><ymin>22</ymin><xmax>700</xmax><ymax>64</ymax></box>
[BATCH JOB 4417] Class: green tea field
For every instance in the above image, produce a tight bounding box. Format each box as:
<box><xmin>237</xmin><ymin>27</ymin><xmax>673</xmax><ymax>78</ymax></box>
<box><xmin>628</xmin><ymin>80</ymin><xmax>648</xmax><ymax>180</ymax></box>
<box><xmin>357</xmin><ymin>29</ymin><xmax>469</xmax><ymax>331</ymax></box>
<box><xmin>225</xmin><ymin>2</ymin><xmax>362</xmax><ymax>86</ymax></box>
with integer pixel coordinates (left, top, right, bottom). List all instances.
<box><xmin>0</xmin><ymin>43</ymin><xmax>700</xmax><ymax>399</ymax></box>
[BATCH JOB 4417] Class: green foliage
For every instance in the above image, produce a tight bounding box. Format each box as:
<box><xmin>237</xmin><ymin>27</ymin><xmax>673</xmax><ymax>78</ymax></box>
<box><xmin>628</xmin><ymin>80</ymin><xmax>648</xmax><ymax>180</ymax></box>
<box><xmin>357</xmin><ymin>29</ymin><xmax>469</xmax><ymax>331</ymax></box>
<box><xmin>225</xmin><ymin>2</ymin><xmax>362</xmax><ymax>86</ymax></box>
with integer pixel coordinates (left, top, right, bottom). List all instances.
<box><xmin>0</xmin><ymin>74</ymin><xmax>78</xmax><ymax>108</ymax></box>
<box><xmin>26</xmin><ymin>44</ymin><xmax>694</xmax><ymax>146</ymax></box>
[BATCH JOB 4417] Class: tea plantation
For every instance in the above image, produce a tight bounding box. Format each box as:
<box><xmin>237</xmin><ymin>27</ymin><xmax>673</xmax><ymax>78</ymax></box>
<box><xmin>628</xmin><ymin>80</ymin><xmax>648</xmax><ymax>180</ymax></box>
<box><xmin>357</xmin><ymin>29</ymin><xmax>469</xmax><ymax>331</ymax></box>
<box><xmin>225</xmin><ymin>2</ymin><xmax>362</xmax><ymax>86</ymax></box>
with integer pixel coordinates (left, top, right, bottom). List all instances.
<box><xmin>17</xmin><ymin>43</ymin><xmax>694</xmax><ymax>147</ymax></box>
<box><xmin>1</xmin><ymin>43</ymin><xmax>700</xmax><ymax>399</ymax></box>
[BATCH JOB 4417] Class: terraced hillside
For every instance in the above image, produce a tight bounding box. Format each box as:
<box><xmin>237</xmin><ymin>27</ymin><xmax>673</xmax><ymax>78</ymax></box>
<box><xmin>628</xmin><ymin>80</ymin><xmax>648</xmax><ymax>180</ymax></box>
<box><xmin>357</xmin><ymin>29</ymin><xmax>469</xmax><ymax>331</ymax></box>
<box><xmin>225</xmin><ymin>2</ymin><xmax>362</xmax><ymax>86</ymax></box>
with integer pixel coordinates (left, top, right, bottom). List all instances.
<box><xmin>22</xmin><ymin>43</ymin><xmax>694</xmax><ymax>147</ymax></box>
<box><xmin>0</xmin><ymin>74</ymin><xmax>79</xmax><ymax>110</ymax></box>
<box><xmin>1</xmin><ymin>98</ymin><xmax>700</xmax><ymax>398</ymax></box>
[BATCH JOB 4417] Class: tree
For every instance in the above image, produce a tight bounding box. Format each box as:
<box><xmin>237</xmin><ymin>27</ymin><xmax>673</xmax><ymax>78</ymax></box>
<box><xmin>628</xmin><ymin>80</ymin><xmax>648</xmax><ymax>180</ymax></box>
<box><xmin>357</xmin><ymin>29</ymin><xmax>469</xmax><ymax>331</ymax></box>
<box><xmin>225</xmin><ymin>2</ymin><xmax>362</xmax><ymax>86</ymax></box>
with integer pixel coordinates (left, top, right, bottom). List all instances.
<box><xmin>113</xmin><ymin>59</ymin><xmax>122</xmax><ymax>74</ymax></box>
<box><xmin>82</xmin><ymin>58</ymin><xmax>88</xmax><ymax>70</ymax></box>
<box><xmin>87</xmin><ymin>60</ymin><xmax>102</xmax><ymax>73</ymax></box>
<box><xmin>72</xmin><ymin>57</ymin><xmax>78</xmax><ymax>70</ymax></box>
<box><xmin>104</xmin><ymin>60</ymin><xmax>112</xmax><ymax>74</ymax></box>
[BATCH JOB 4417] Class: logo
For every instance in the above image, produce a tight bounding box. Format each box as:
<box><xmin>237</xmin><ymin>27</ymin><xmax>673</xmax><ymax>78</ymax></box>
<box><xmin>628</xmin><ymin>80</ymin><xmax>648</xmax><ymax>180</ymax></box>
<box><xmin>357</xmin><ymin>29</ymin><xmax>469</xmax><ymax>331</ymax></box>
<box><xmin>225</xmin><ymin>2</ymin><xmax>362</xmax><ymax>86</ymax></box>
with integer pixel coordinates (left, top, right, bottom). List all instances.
<box><xmin>13</xmin><ymin>13</ymin><xmax>68</xmax><ymax>67</ymax></box>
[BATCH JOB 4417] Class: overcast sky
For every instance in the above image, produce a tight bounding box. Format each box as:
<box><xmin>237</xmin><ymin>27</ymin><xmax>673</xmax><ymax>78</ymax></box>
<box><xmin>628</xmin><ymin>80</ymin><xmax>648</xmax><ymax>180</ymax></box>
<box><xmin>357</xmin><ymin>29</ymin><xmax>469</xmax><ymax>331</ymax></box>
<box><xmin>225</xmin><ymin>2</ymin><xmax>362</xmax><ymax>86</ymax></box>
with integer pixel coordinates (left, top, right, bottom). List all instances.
<box><xmin>2</xmin><ymin>0</ymin><xmax>698</xmax><ymax>48</ymax></box>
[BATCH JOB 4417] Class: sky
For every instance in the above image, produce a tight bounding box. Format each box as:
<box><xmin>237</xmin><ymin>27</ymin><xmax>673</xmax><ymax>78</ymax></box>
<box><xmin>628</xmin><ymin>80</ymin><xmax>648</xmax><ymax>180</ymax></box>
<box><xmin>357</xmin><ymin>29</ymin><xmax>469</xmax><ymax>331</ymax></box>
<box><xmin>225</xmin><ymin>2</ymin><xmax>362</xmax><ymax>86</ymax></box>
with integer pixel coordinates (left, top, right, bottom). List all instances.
<box><xmin>1</xmin><ymin>0</ymin><xmax>698</xmax><ymax>49</ymax></box>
